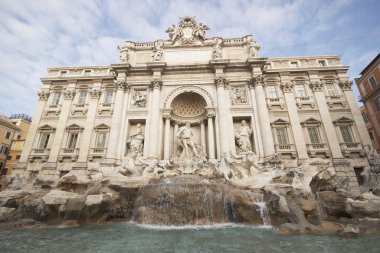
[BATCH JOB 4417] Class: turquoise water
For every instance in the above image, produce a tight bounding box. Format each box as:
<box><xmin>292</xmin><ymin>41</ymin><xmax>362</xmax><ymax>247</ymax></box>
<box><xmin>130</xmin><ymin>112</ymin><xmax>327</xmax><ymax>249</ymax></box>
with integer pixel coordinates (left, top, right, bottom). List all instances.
<box><xmin>1</xmin><ymin>222</ymin><xmax>379</xmax><ymax>253</ymax></box>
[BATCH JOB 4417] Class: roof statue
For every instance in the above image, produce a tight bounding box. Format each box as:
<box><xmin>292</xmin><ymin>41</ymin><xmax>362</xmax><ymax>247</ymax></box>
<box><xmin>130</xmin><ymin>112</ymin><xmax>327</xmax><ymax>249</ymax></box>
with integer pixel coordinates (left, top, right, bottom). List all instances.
<box><xmin>166</xmin><ymin>16</ymin><xmax>209</xmax><ymax>45</ymax></box>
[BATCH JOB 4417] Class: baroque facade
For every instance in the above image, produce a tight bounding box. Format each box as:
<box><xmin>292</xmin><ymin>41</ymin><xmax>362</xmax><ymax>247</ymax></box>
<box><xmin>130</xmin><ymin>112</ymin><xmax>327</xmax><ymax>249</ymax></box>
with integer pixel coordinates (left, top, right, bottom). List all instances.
<box><xmin>14</xmin><ymin>17</ymin><xmax>373</xmax><ymax>192</ymax></box>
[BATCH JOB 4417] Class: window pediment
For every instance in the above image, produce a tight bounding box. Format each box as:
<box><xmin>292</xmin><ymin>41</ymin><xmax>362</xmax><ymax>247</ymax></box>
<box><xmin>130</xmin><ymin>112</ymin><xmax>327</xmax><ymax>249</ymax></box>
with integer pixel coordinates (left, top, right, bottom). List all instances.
<box><xmin>38</xmin><ymin>124</ymin><xmax>56</xmax><ymax>132</ymax></box>
<box><xmin>302</xmin><ymin>118</ymin><xmax>321</xmax><ymax>126</ymax></box>
<box><xmin>333</xmin><ymin>117</ymin><xmax>353</xmax><ymax>125</ymax></box>
<box><xmin>271</xmin><ymin>119</ymin><xmax>289</xmax><ymax>126</ymax></box>
<box><xmin>94</xmin><ymin>124</ymin><xmax>110</xmax><ymax>130</ymax></box>
<box><xmin>66</xmin><ymin>124</ymin><xmax>84</xmax><ymax>131</ymax></box>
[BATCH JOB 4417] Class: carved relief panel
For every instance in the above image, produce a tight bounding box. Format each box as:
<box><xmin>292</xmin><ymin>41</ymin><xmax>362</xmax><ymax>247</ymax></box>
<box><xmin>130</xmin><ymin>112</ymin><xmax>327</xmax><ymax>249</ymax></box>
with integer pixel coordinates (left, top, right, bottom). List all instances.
<box><xmin>230</xmin><ymin>86</ymin><xmax>248</xmax><ymax>105</ymax></box>
<box><xmin>131</xmin><ymin>89</ymin><xmax>148</xmax><ymax>108</ymax></box>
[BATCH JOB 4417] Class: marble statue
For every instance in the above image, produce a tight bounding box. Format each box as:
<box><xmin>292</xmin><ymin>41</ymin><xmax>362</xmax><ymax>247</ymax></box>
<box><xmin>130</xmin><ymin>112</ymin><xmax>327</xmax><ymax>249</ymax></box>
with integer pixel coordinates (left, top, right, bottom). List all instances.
<box><xmin>231</xmin><ymin>87</ymin><xmax>248</xmax><ymax>105</ymax></box>
<box><xmin>166</xmin><ymin>24</ymin><xmax>183</xmax><ymax>44</ymax></box>
<box><xmin>131</xmin><ymin>90</ymin><xmax>147</xmax><ymax>108</ymax></box>
<box><xmin>126</xmin><ymin>123</ymin><xmax>144</xmax><ymax>156</ymax></box>
<box><xmin>235</xmin><ymin>120</ymin><xmax>252</xmax><ymax>154</ymax></box>
<box><xmin>212</xmin><ymin>38</ymin><xmax>223</xmax><ymax>59</ymax></box>
<box><xmin>192</xmin><ymin>23</ymin><xmax>209</xmax><ymax>40</ymax></box>
<box><xmin>177</xmin><ymin>121</ymin><xmax>198</xmax><ymax>159</ymax></box>
<box><xmin>152</xmin><ymin>41</ymin><xmax>163</xmax><ymax>61</ymax></box>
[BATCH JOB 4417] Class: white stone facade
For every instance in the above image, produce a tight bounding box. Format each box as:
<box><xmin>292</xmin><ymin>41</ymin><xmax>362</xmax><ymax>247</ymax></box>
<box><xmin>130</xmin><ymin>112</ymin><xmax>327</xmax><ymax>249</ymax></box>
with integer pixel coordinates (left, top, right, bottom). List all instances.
<box><xmin>14</xmin><ymin>17</ymin><xmax>373</xmax><ymax>192</ymax></box>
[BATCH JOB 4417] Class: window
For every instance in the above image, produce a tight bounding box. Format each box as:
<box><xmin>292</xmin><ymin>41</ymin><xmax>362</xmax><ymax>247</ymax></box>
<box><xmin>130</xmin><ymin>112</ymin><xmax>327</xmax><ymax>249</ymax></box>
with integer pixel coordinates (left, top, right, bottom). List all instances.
<box><xmin>369</xmin><ymin>132</ymin><xmax>374</xmax><ymax>140</ymax></box>
<box><xmin>51</xmin><ymin>92</ymin><xmax>61</xmax><ymax>106</ymax></box>
<box><xmin>67</xmin><ymin>133</ymin><xmax>78</xmax><ymax>149</ymax></box>
<box><xmin>77</xmin><ymin>91</ymin><xmax>87</xmax><ymax>105</ymax></box>
<box><xmin>369</xmin><ymin>76</ymin><xmax>377</xmax><ymax>89</ymax></box>
<box><xmin>307</xmin><ymin>127</ymin><xmax>321</xmax><ymax>144</ymax></box>
<box><xmin>318</xmin><ymin>60</ymin><xmax>326</xmax><ymax>67</ymax></box>
<box><xmin>362</xmin><ymin>112</ymin><xmax>369</xmax><ymax>123</ymax></box>
<box><xmin>7</xmin><ymin>155</ymin><xmax>12</xmax><ymax>160</ymax></box>
<box><xmin>96</xmin><ymin>132</ymin><xmax>107</xmax><ymax>148</ymax></box>
<box><xmin>290</xmin><ymin>61</ymin><xmax>299</xmax><ymax>68</ymax></box>
<box><xmin>84</xmin><ymin>70</ymin><xmax>91</xmax><ymax>76</ymax></box>
<box><xmin>5</xmin><ymin>131</ymin><xmax>11</xmax><ymax>139</ymax></box>
<box><xmin>38</xmin><ymin>133</ymin><xmax>50</xmax><ymax>149</ymax></box>
<box><xmin>376</xmin><ymin>97</ymin><xmax>380</xmax><ymax>111</ymax></box>
<box><xmin>295</xmin><ymin>84</ymin><xmax>307</xmax><ymax>97</ymax></box>
<box><xmin>17</xmin><ymin>135</ymin><xmax>21</xmax><ymax>140</ymax></box>
<box><xmin>266</xmin><ymin>86</ymin><xmax>277</xmax><ymax>98</ymax></box>
<box><xmin>60</xmin><ymin>70</ymin><xmax>67</xmax><ymax>77</ymax></box>
<box><xmin>104</xmin><ymin>90</ymin><xmax>113</xmax><ymax>104</ymax></box>
<box><xmin>325</xmin><ymin>82</ymin><xmax>338</xmax><ymax>96</ymax></box>
<box><xmin>0</xmin><ymin>146</ymin><xmax>9</xmax><ymax>154</ymax></box>
<box><xmin>16</xmin><ymin>155</ymin><xmax>21</xmax><ymax>160</ymax></box>
<box><xmin>275</xmin><ymin>128</ymin><xmax>288</xmax><ymax>145</ymax></box>
<box><xmin>340</xmin><ymin>126</ymin><xmax>354</xmax><ymax>143</ymax></box>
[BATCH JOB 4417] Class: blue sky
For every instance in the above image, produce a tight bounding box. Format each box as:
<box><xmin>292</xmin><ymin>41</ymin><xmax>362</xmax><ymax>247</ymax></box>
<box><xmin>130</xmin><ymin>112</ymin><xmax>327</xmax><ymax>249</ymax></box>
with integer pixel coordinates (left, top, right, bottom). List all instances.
<box><xmin>0</xmin><ymin>0</ymin><xmax>379</xmax><ymax>117</ymax></box>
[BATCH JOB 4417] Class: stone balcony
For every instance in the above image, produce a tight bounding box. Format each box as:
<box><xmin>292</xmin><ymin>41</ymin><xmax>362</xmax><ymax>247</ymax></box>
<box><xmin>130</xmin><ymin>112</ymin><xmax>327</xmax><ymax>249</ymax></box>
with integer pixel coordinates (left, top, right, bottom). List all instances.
<box><xmin>44</xmin><ymin>104</ymin><xmax>61</xmax><ymax>116</ymax></box>
<box><xmin>306</xmin><ymin>143</ymin><xmax>331</xmax><ymax>158</ymax></box>
<box><xmin>98</xmin><ymin>103</ymin><xmax>114</xmax><ymax>115</ymax></box>
<box><xmin>29</xmin><ymin>148</ymin><xmax>50</xmax><ymax>162</ymax></box>
<box><xmin>266</xmin><ymin>97</ymin><xmax>285</xmax><ymax>110</ymax></box>
<box><xmin>295</xmin><ymin>96</ymin><xmax>316</xmax><ymax>109</ymax></box>
<box><xmin>89</xmin><ymin>147</ymin><xmax>107</xmax><ymax>161</ymax></box>
<box><xmin>71</xmin><ymin>103</ymin><xmax>89</xmax><ymax>115</ymax></box>
<box><xmin>340</xmin><ymin>143</ymin><xmax>365</xmax><ymax>158</ymax></box>
<box><xmin>326</xmin><ymin>95</ymin><xmax>346</xmax><ymax>108</ymax></box>
<box><xmin>275</xmin><ymin>144</ymin><xmax>297</xmax><ymax>158</ymax></box>
<box><xmin>58</xmin><ymin>148</ymin><xmax>79</xmax><ymax>162</ymax></box>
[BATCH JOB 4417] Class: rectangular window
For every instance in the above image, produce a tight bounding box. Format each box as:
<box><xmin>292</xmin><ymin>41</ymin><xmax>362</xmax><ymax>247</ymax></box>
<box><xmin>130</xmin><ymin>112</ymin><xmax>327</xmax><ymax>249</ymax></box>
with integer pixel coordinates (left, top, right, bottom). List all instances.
<box><xmin>84</xmin><ymin>70</ymin><xmax>91</xmax><ymax>76</ymax></box>
<box><xmin>67</xmin><ymin>133</ymin><xmax>79</xmax><ymax>149</ymax></box>
<box><xmin>318</xmin><ymin>60</ymin><xmax>326</xmax><ymax>66</ymax></box>
<box><xmin>7</xmin><ymin>155</ymin><xmax>12</xmax><ymax>160</ymax></box>
<box><xmin>325</xmin><ymin>82</ymin><xmax>338</xmax><ymax>96</ymax></box>
<box><xmin>5</xmin><ymin>131</ymin><xmax>11</xmax><ymax>139</ymax></box>
<box><xmin>1</xmin><ymin>146</ymin><xmax>9</xmax><ymax>154</ymax></box>
<box><xmin>104</xmin><ymin>90</ymin><xmax>113</xmax><ymax>104</ymax></box>
<box><xmin>362</xmin><ymin>112</ymin><xmax>369</xmax><ymax>123</ymax></box>
<box><xmin>16</xmin><ymin>155</ymin><xmax>21</xmax><ymax>160</ymax></box>
<box><xmin>307</xmin><ymin>127</ymin><xmax>321</xmax><ymax>143</ymax></box>
<box><xmin>60</xmin><ymin>70</ymin><xmax>67</xmax><ymax>77</ymax></box>
<box><xmin>369</xmin><ymin>132</ymin><xmax>374</xmax><ymax>140</ymax></box>
<box><xmin>340</xmin><ymin>126</ymin><xmax>354</xmax><ymax>143</ymax></box>
<box><xmin>266</xmin><ymin>86</ymin><xmax>277</xmax><ymax>98</ymax></box>
<box><xmin>38</xmin><ymin>133</ymin><xmax>50</xmax><ymax>149</ymax></box>
<box><xmin>295</xmin><ymin>84</ymin><xmax>307</xmax><ymax>97</ymax></box>
<box><xmin>369</xmin><ymin>76</ymin><xmax>377</xmax><ymax>89</ymax></box>
<box><xmin>52</xmin><ymin>92</ymin><xmax>61</xmax><ymax>106</ymax></box>
<box><xmin>275</xmin><ymin>128</ymin><xmax>288</xmax><ymax>145</ymax></box>
<box><xmin>290</xmin><ymin>61</ymin><xmax>299</xmax><ymax>68</ymax></box>
<box><xmin>77</xmin><ymin>91</ymin><xmax>87</xmax><ymax>105</ymax></box>
<box><xmin>96</xmin><ymin>132</ymin><xmax>107</xmax><ymax>148</ymax></box>
<box><xmin>17</xmin><ymin>134</ymin><xmax>21</xmax><ymax>140</ymax></box>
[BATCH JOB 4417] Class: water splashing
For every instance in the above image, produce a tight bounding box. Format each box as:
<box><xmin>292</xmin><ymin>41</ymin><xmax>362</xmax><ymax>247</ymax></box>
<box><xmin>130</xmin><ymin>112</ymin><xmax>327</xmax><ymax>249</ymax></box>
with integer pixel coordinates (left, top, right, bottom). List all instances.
<box><xmin>247</xmin><ymin>192</ymin><xmax>272</xmax><ymax>227</ymax></box>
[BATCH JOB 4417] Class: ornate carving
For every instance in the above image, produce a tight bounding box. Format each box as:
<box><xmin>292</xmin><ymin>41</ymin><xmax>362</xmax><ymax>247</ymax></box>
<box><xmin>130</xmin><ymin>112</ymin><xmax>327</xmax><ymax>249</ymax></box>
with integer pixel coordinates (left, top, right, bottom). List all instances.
<box><xmin>88</xmin><ymin>88</ymin><xmax>102</xmax><ymax>98</ymax></box>
<box><xmin>231</xmin><ymin>87</ymin><xmax>248</xmax><ymax>105</ymax></box>
<box><xmin>63</xmin><ymin>89</ymin><xmax>76</xmax><ymax>100</ymax></box>
<box><xmin>249</xmin><ymin>75</ymin><xmax>265</xmax><ymax>88</ymax></box>
<box><xmin>339</xmin><ymin>80</ymin><xmax>352</xmax><ymax>91</ymax></box>
<box><xmin>247</xmin><ymin>37</ymin><xmax>261</xmax><ymax>58</ymax></box>
<box><xmin>214</xmin><ymin>76</ymin><xmax>228</xmax><ymax>88</ymax></box>
<box><xmin>165</xmin><ymin>16</ymin><xmax>209</xmax><ymax>45</ymax></box>
<box><xmin>115</xmin><ymin>80</ymin><xmax>128</xmax><ymax>90</ymax></box>
<box><xmin>212</xmin><ymin>38</ymin><xmax>223</xmax><ymax>59</ymax></box>
<box><xmin>235</xmin><ymin>120</ymin><xmax>252</xmax><ymax>154</ymax></box>
<box><xmin>150</xmin><ymin>79</ymin><xmax>163</xmax><ymax>90</ymax></box>
<box><xmin>163</xmin><ymin>86</ymin><xmax>214</xmax><ymax>108</ymax></box>
<box><xmin>131</xmin><ymin>90</ymin><xmax>147</xmax><ymax>108</ymax></box>
<box><xmin>309</xmin><ymin>81</ymin><xmax>324</xmax><ymax>92</ymax></box>
<box><xmin>126</xmin><ymin>123</ymin><xmax>144</xmax><ymax>157</ymax></box>
<box><xmin>280</xmin><ymin>82</ymin><xmax>294</xmax><ymax>93</ymax></box>
<box><xmin>118</xmin><ymin>46</ymin><xmax>129</xmax><ymax>64</ymax></box>
<box><xmin>152</xmin><ymin>40</ymin><xmax>164</xmax><ymax>61</ymax></box>
<box><xmin>38</xmin><ymin>90</ymin><xmax>50</xmax><ymax>101</ymax></box>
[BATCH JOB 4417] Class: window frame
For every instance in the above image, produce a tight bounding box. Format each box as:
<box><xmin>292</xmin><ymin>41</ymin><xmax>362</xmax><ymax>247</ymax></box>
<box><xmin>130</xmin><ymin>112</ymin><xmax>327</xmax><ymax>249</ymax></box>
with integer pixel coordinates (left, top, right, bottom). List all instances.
<box><xmin>5</xmin><ymin>131</ymin><xmax>12</xmax><ymax>140</ymax></box>
<box><xmin>295</xmin><ymin>84</ymin><xmax>307</xmax><ymax>98</ymax></box>
<box><xmin>104</xmin><ymin>90</ymin><xmax>114</xmax><ymax>105</ymax></box>
<box><xmin>266</xmin><ymin>85</ymin><xmax>278</xmax><ymax>99</ymax></box>
<box><xmin>369</xmin><ymin>76</ymin><xmax>377</xmax><ymax>89</ymax></box>
<box><xmin>51</xmin><ymin>92</ymin><xmax>61</xmax><ymax>106</ymax></box>
<box><xmin>77</xmin><ymin>90</ymin><xmax>87</xmax><ymax>105</ymax></box>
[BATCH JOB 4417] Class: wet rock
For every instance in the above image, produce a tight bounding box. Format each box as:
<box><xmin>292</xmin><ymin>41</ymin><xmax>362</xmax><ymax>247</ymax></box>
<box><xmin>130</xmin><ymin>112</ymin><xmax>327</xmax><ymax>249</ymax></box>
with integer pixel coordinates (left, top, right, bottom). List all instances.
<box><xmin>0</xmin><ymin>207</ymin><xmax>16</xmax><ymax>222</ymax></box>
<box><xmin>319</xmin><ymin>221</ymin><xmax>342</xmax><ymax>233</ymax></box>
<box><xmin>35</xmin><ymin>176</ymin><xmax>57</xmax><ymax>189</ymax></box>
<box><xmin>42</xmin><ymin>190</ymin><xmax>81</xmax><ymax>205</ymax></box>
<box><xmin>310</xmin><ymin>167</ymin><xmax>337</xmax><ymax>192</ymax></box>
<box><xmin>318</xmin><ymin>191</ymin><xmax>351</xmax><ymax>218</ymax></box>
<box><xmin>345</xmin><ymin>192</ymin><xmax>380</xmax><ymax>218</ymax></box>
<box><xmin>299</xmin><ymin>199</ymin><xmax>319</xmax><ymax>216</ymax></box>
<box><xmin>341</xmin><ymin>224</ymin><xmax>360</xmax><ymax>234</ymax></box>
<box><xmin>0</xmin><ymin>190</ymin><xmax>29</xmax><ymax>207</ymax></box>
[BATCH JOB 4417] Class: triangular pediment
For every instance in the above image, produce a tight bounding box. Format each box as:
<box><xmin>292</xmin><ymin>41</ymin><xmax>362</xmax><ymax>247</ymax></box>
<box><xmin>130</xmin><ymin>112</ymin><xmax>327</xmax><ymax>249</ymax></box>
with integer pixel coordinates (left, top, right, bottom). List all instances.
<box><xmin>334</xmin><ymin>117</ymin><xmax>353</xmax><ymax>123</ymax></box>
<box><xmin>271</xmin><ymin>119</ymin><xmax>289</xmax><ymax>125</ymax></box>
<box><xmin>94</xmin><ymin>124</ymin><xmax>109</xmax><ymax>130</ymax></box>
<box><xmin>38</xmin><ymin>124</ymin><xmax>55</xmax><ymax>131</ymax></box>
<box><xmin>66</xmin><ymin>124</ymin><xmax>84</xmax><ymax>130</ymax></box>
<box><xmin>302</xmin><ymin>118</ymin><xmax>321</xmax><ymax>124</ymax></box>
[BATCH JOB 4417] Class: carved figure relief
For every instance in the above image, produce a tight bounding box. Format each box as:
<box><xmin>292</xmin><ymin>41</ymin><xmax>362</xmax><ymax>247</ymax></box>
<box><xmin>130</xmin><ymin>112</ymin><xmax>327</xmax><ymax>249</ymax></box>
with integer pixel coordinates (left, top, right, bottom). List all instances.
<box><xmin>231</xmin><ymin>87</ymin><xmax>248</xmax><ymax>105</ymax></box>
<box><xmin>248</xmin><ymin>41</ymin><xmax>260</xmax><ymax>58</ymax></box>
<box><xmin>152</xmin><ymin>40</ymin><xmax>164</xmax><ymax>61</ymax></box>
<box><xmin>118</xmin><ymin>46</ymin><xmax>129</xmax><ymax>64</ymax></box>
<box><xmin>131</xmin><ymin>90</ymin><xmax>147</xmax><ymax>108</ymax></box>
<box><xmin>235</xmin><ymin>120</ymin><xmax>253</xmax><ymax>154</ymax></box>
<box><xmin>165</xmin><ymin>16</ymin><xmax>210</xmax><ymax>45</ymax></box>
<box><xmin>126</xmin><ymin>123</ymin><xmax>144</xmax><ymax>157</ymax></box>
<box><xmin>212</xmin><ymin>38</ymin><xmax>223</xmax><ymax>59</ymax></box>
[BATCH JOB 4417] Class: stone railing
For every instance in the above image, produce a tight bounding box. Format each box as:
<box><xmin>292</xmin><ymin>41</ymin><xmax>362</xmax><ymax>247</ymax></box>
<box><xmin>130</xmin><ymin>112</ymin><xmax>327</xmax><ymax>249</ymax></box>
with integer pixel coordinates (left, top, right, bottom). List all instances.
<box><xmin>98</xmin><ymin>103</ymin><xmax>114</xmax><ymax>115</ymax></box>
<box><xmin>340</xmin><ymin>143</ymin><xmax>364</xmax><ymax>158</ymax></box>
<box><xmin>295</xmin><ymin>96</ymin><xmax>316</xmax><ymax>109</ymax></box>
<box><xmin>266</xmin><ymin>97</ymin><xmax>285</xmax><ymax>110</ymax></box>
<box><xmin>29</xmin><ymin>148</ymin><xmax>50</xmax><ymax>162</ymax></box>
<box><xmin>71</xmin><ymin>103</ymin><xmax>89</xmax><ymax>115</ymax></box>
<box><xmin>307</xmin><ymin>143</ymin><xmax>331</xmax><ymax>158</ymax></box>
<box><xmin>89</xmin><ymin>148</ymin><xmax>107</xmax><ymax>161</ymax></box>
<box><xmin>326</xmin><ymin>95</ymin><xmax>346</xmax><ymax>108</ymax></box>
<box><xmin>275</xmin><ymin>144</ymin><xmax>297</xmax><ymax>158</ymax></box>
<box><xmin>44</xmin><ymin>104</ymin><xmax>62</xmax><ymax>116</ymax></box>
<box><xmin>58</xmin><ymin>148</ymin><xmax>79</xmax><ymax>162</ymax></box>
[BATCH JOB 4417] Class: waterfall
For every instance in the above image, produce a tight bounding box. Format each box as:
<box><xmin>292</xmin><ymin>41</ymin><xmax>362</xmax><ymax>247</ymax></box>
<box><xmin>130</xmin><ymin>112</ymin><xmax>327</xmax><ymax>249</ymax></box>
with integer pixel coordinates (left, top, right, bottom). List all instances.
<box><xmin>247</xmin><ymin>192</ymin><xmax>272</xmax><ymax>227</ymax></box>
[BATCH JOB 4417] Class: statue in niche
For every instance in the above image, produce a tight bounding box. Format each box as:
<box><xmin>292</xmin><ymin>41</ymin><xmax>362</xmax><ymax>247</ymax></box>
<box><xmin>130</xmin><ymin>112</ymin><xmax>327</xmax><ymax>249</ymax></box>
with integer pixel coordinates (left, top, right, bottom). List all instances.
<box><xmin>126</xmin><ymin>123</ymin><xmax>144</xmax><ymax>156</ymax></box>
<box><xmin>118</xmin><ymin>46</ymin><xmax>129</xmax><ymax>63</ymax></box>
<box><xmin>131</xmin><ymin>90</ymin><xmax>147</xmax><ymax>107</ymax></box>
<box><xmin>235</xmin><ymin>120</ymin><xmax>252</xmax><ymax>154</ymax></box>
<box><xmin>212</xmin><ymin>38</ymin><xmax>223</xmax><ymax>59</ymax></box>
<box><xmin>152</xmin><ymin>40</ymin><xmax>164</xmax><ymax>61</ymax></box>
<box><xmin>177</xmin><ymin>121</ymin><xmax>199</xmax><ymax>159</ymax></box>
<box><xmin>231</xmin><ymin>87</ymin><xmax>248</xmax><ymax>105</ymax></box>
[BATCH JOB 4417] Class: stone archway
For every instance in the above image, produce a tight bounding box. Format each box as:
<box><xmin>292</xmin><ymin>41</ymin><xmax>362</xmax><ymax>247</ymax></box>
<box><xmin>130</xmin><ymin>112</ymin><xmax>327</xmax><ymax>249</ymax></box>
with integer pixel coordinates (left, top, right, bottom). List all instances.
<box><xmin>170</xmin><ymin>92</ymin><xmax>207</xmax><ymax>123</ymax></box>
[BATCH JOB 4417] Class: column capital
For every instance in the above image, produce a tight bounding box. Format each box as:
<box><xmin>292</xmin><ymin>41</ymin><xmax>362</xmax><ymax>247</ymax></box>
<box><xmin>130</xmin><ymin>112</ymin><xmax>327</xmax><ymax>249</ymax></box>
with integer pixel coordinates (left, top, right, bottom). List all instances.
<box><xmin>88</xmin><ymin>88</ymin><xmax>102</xmax><ymax>99</ymax></box>
<box><xmin>248</xmin><ymin>74</ymin><xmax>265</xmax><ymax>88</ymax></box>
<box><xmin>149</xmin><ymin>78</ymin><xmax>163</xmax><ymax>90</ymax></box>
<box><xmin>114</xmin><ymin>80</ymin><xmax>131</xmax><ymax>92</ymax></box>
<box><xmin>214</xmin><ymin>76</ymin><xmax>229</xmax><ymax>88</ymax></box>
<box><xmin>63</xmin><ymin>89</ymin><xmax>76</xmax><ymax>100</ymax></box>
<box><xmin>339</xmin><ymin>80</ymin><xmax>353</xmax><ymax>91</ymax></box>
<box><xmin>280</xmin><ymin>82</ymin><xmax>294</xmax><ymax>93</ymax></box>
<box><xmin>309</xmin><ymin>81</ymin><xmax>324</xmax><ymax>92</ymax></box>
<box><xmin>38</xmin><ymin>90</ymin><xmax>50</xmax><ymax>101</ymax></box>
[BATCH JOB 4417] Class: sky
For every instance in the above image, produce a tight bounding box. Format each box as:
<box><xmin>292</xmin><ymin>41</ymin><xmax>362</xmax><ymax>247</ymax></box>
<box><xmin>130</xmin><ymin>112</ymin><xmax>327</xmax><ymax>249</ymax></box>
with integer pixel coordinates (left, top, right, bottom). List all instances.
<box><xmin>0</xmin><ymin>0</ymin><xmax>379</xmax><ymax>117</ymax></box>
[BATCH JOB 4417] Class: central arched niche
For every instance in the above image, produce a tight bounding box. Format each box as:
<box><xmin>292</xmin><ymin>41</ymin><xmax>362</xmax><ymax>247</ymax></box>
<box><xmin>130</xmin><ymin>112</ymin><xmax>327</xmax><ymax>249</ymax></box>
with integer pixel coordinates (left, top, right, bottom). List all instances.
<box><xmin>170</xmin><ymin>92</ymin><xmax>207</xmax><ymax>122</ymax></box>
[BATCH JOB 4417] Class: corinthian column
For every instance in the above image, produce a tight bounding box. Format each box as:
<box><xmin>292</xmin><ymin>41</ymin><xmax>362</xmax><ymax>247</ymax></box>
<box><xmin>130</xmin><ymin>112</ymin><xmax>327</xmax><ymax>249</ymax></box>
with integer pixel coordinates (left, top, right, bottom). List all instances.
<box><xmin>250</xmin><ymin>75</ymin><xmax>275</xmax><ymax>157</ymax></box>
<box><xmin>248</xmin><ymin>83</ymin><xmax>263</xmax><ymax>158</ymax></box>
<box><xmin>215</xmin><ymin>76</ymin><xmax>230</xmax><ymax>155</ymax></box>
<box><xmin>146</xmin><ymin>79</ymin><xmax>162</xmax><ymax>159</ymax></box>
<box><xmin>163</xmin><ymin>115</ymin><xmax>171</xmax><ymax>160</ymax></box>
<box><xmin>106</xmin><ymin>80</ymin><xmax>127</xmax><ymax>163</ymax></box>
<box><xmin>280</xmin><ymin>81</ymin><xmax>308</xmax><ymax>159</ymax></box>
<box><xmin>200</xmin><ymin>119</ymin><xmax>206</xmax><ymax>153</ymax></box>
<box><xmin>207</xmin><ymin>113</ymin><xmax>216</xmax><ymax>160</ymax></box>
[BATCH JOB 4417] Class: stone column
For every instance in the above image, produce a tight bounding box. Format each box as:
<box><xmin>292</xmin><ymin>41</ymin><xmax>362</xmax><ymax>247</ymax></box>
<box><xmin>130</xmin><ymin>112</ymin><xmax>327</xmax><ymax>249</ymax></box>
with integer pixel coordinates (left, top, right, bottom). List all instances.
<box><xmin>207</xmin><ymin>114</ymin><xmax>216</xmax><ymax>160</ymax></box>
<box><xmin>106</xmin><ymin>80</ymin><xmax>126</xmax><ymax>163</ymax></box>
<box><xmin>77</xmin><ymin>86</ymin><xmax>102</xmax><ymax>162</ymax></box>
<box><xmin>200</xmin><ymin>119</ymin><xmax>206</xmax><ymax>153</ymax></box>
<box><xmin>47</xmin><ymin>85</ymin><xmax>76</xmax><ymax>163</ymax></box>
<box><xmin>214</xmin><ymin>77</ymin><xmax>231</xmax><ymax>155</ymax></box>
<box><xmin>309</xmin><ymin>80</ymin><xmax>343</xmax><ymax>158</ymax></box>
<box><xmin>280</xmin><ymin>81</ymin><xmax>308</xmax><ymax>159</ymax></box>
<box><xmin>173</xmin><ymin>122</ymin><xmax>179</xmax><ymax>154</ymax></box>
<box><xmin>248</xmin><ymin>83</ymin><xmax>264</xmax><ymax>158</ymax></box>
<box><xmin>250</xmin><ymin>76</ymin><xmax>275</xmax><ymax>157</ymax></box>
<box><xmin>163</xmin><ymin>116</ymin><xmax>171</xmax><ymax>160</ymax></box>
<box><xmin>340</xmin><ymin>80</ymin><xmax>372</xmax><ymax>146</ymax></box>
<box><xmin>117</xmin><ymin>85</ymin><xmax>131</xmax><ymax>159</ymax></box>
<box><xmin>146</xmin><ymin>79</ymin><xmax>163</xmax><ymax>159</ymax></box>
